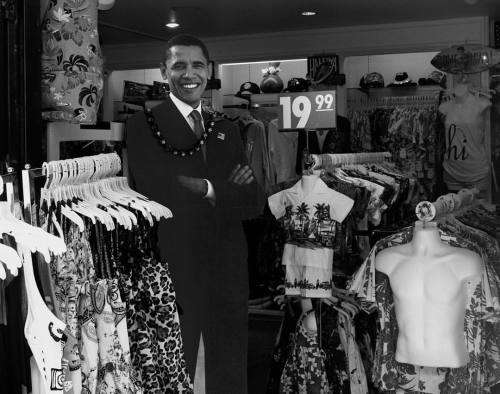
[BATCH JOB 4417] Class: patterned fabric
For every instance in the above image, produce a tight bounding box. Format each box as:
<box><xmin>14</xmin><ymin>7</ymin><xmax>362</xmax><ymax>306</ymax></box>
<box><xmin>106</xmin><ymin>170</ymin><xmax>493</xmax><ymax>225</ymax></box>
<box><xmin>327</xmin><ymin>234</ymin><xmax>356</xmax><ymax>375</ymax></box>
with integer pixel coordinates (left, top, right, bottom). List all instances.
<box><xmin>124</xmin><ymin>257</ymin><xmax>193</xmax><ymax>393</ymax></box>
<box><xmin>79</xmin><ymin>279</ymin><xmax>142</xmax><ymax>394</ymax></box>
<box><xmin>41</xmin><ymin>0</ymin><xmax>103</xmax><ymax>124</ymax></box>
<box><xmin>50</xmin><ymin>219</ymin><xmax>96</xmax><ymax>336</ymax></box>
<box><xmin>269</xmin><ymin>178</ymin><xmax>354</xmax><ymax>297</ymax></box>
<box><xmin>119</xmin><ymin>215</ymin><xmax>193</xmax><ymax>393</ymax></box>
<box><xmin>348</xmin><ymin>225</ymin><xmax>500</xmax><ymax>393</ymax></box>
<box><xmin>269</xmin><ymin>179</ymin><xmax>353</xmax><ymax>249</ymax></box>
<box><xmin>316</xmin><ymin>302</ymin><xmax>350</xmax><ymax>394</ymax></box>
<box><xmin>279</xmin><ymin>310</ymin><xmax>330</xmax><ymax>394</ymax></box>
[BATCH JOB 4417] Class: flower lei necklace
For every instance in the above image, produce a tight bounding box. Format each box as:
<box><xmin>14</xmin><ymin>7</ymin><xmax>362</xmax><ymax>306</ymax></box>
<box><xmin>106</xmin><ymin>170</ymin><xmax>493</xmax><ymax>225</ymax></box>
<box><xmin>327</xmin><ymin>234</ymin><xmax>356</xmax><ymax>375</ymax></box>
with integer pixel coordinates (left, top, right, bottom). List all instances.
<box><xmin>143</xmin><ymin>105</ymin><xmax>216</xmax><ymax>157</ymax></box>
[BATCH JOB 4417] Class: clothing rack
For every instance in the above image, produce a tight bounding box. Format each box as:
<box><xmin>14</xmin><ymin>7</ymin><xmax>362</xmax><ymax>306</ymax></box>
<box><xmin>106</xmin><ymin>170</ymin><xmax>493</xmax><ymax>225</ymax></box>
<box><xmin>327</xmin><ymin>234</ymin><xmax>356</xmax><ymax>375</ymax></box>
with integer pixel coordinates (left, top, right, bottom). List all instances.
<box><xmin>310</xmin><ymin>151</ymin><xmax>392</xmax><ymax>170</ymax></box>
<box><xmin>348</xmin><ymin>94</ymin><xmax>439</xmax><ymax>109</ymax></box>
<box><xmin>415</xmin><ymin>188</ymin><xmax>480</xmax><ymax>222</ymax></box>
<box><xmin>347</xmin><ymin>87</ymin><xmax>442</xmax><ymax>110</ymax></box>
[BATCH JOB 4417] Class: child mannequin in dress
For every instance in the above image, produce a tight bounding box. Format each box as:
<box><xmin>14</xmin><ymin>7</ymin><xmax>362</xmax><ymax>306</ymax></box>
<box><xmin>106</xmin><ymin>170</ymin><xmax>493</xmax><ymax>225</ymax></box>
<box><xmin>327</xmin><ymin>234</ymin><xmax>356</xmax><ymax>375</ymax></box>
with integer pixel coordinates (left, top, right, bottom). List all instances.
<box><xmin>375</xmin><ymin>220</ymin><xmax>482</xmax><ymax>367</ymax></box>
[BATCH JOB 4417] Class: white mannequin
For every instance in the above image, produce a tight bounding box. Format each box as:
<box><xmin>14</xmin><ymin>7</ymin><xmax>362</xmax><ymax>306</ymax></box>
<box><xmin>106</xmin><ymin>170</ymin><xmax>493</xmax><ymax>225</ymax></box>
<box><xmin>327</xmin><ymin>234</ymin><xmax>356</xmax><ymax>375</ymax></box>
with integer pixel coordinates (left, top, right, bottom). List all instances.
<box><xmin>375</xmin><ymin>221</ymin><xmax>482</xmax><ymax>368</ymax></box>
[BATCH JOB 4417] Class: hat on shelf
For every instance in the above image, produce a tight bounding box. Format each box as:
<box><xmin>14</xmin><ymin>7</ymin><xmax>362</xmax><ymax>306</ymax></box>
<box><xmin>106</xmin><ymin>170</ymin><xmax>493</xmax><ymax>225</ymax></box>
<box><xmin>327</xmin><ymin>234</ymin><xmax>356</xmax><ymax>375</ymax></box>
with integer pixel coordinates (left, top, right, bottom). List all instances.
<box><xmin>236</xmin><ymin>81</ymin><xmax>260</xmax><ymax>98</ymax></box>
<box><xmin>359</xmin><ymin>72</ymin><xmax>385</xmax><ymax>89</ymax></box>
<box><xmin>387</xmin><ymin>72</ymin><xmax>417</xmax><ymax>87</ymax></box>
<box><xmin>284</xmin><ymin>77</ymin><xmax>309</xmax><ymax>92</ymax></box>
<box><xmin>418</xmin><ymin>70</ymin><xmax>447</xmax><ymax>88</ymax></box>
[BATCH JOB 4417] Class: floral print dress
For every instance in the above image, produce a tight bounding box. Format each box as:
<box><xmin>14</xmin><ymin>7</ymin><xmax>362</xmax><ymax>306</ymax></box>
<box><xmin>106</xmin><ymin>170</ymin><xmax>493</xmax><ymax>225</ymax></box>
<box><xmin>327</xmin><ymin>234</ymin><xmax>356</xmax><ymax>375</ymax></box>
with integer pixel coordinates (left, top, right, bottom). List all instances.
<box><xmin>41</xmin><ymin>0</ymin><xmax>103</xmax><ymax>124</ymax></box>
<box><xmin>279</xmin><ymin>309</ymin><xmax>330</xmax><ymax>393</ymax></box>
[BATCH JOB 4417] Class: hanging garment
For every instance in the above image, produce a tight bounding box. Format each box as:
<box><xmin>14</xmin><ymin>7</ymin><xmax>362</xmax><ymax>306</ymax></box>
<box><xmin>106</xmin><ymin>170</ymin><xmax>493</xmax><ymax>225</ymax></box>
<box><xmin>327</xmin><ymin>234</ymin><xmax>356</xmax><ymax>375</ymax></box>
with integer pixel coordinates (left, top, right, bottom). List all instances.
<box><xmin>268</xmin><ymin>178</ymin><xmax>354</xmax><ymax>297</ymax></box>
<box><xmin>119</xmin><ymin>216</ymin><xmax>193</xmax><ymax>393</ymax></box>
<box><xmin>40</xmin><ymin>0</ymin><xmax>104</xmax><ymax>123</ymax></box>
<box><xmin>79</xmin><ymin>279</ymin><xmax>142</xmax><ymax>394</ymax></box>
<box><xmin>268</xmin><ymin>119</ymin><xmax>300</xmax><ymax>188</ymax></box>
<box><xmin>439</xmin><ymin>94</ymin><xmax>491</xmax><ymax>185</ymax></box>
<box><xmin>23</xmin><ymin>248</ymin><xmax>68</xmax><ymax>394</ymax></box>
<box><xmin>348</xmin><ymin>226</ymin><xmax>500</xmax><ymax>393</ymax></box>
<box><xmin>124</xmin><ymin>257</ymin><xmax>193</xmax><ymax>393</ymax></box>
<box><xmin>239</xmin><ymin>117</ymin><xmax>272</xmax><ymax>193</ymax></box>
<box><xmin>279</xmin><ymin>310</ymin><xmax>330</xmax><ymax>394</ymax></box>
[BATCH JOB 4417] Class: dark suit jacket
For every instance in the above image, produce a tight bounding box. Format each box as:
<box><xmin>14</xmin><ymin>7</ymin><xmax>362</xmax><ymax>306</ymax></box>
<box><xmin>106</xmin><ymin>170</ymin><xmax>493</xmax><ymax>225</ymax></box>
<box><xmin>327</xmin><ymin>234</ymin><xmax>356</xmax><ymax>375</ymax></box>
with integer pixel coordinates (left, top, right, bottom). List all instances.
<box><xmin>126</xmin><ymin>96</ymin><xmax>264</xmax><ymax>388</ymax></box>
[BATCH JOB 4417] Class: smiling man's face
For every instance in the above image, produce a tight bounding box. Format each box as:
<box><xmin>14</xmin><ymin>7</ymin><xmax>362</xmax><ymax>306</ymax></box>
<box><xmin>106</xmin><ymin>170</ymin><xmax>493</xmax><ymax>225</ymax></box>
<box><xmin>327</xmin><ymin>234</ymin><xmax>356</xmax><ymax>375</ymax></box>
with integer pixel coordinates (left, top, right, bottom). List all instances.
<box><xmin>161</xmin><ymin>45</ymin><xmax>210</xmax><ymax>108</ymax></box>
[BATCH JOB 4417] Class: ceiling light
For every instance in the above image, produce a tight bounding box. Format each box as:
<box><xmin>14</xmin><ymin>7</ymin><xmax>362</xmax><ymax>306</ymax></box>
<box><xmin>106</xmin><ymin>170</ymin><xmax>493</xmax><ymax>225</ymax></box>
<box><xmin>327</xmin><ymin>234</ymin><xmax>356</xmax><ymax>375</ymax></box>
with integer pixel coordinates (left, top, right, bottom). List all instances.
<box><xmin>301</xmin><ymin>11</ymin><xmax>316</xmax><ymax>16</ymax></box>
<box><xmin>166</xmin><ymin>8</ymin><xmax>179</xmax><ymax>28</ymax></box>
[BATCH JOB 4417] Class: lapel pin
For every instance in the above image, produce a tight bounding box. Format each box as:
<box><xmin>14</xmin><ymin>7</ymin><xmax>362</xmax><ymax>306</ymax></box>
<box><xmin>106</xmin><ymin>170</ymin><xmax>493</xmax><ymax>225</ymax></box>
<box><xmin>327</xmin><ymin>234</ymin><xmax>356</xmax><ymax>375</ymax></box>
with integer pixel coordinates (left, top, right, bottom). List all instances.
<box><xmin>217</xmin><ymin>132</ymin><xmax>225</xmax><ymax>140</ymax></box>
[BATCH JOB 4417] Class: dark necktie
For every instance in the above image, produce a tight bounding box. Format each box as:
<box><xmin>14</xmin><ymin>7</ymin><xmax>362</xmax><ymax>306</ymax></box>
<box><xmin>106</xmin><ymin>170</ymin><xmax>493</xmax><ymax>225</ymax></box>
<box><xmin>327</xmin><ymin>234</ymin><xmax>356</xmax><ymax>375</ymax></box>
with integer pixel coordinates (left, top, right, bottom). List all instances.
<box><xmin>189</xmin><ymin>110</ymin><xmax>206</xmax><ymax>159</ymax></box>
<box><xmin>189</xmin><ymin>110</ymin><xmax>204</xmax><ymax>139</ymax></box>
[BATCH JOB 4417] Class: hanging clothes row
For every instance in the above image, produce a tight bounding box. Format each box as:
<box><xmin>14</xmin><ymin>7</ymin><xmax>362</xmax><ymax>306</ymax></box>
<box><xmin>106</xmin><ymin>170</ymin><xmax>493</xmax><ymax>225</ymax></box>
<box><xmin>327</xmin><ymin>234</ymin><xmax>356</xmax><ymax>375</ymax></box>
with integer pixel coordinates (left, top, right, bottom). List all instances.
<box><xmin>347</xmin><ymin>188</ymin><xmax>500</xmax><ymax>393</ymax></box>
<box><xmin>347</xmin><ymin>91</ymin><xmax>441</xmax><ymax>202</ymax></box>
<box><xmin>0</xmin><ymin>153</ymin><xmax>194</xmax><ymax>394</ymax></box>
<box><xmin>267</xmin><ymin>294</ymin><xmax>376</xmax><ymax>394</ymax></box>
<box><xmin>0</xmin><ymin>171</ymin><xmax>68</xmax><ymax>394</ymax></box>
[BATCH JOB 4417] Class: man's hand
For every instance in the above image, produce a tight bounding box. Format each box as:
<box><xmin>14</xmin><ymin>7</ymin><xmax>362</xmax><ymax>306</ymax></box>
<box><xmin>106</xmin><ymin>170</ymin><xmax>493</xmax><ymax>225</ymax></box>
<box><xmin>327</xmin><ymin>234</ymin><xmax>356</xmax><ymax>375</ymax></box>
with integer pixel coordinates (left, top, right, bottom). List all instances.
<box><xmin>228</xmin><ymin>164</ymin><xmax>254</xmax><ymax>185</ymax></box>
<box><xmin>177</xmin><ymin>176</ymin><xmax>208</xmax><ymax>197</ymax></box>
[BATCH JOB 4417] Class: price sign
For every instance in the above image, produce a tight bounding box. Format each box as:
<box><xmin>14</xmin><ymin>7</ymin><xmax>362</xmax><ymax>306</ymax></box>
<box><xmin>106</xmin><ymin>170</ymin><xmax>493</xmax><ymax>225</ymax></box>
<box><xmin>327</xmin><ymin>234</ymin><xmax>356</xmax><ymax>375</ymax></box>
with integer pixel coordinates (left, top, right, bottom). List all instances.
<box><xmin>278</xmin><ymin>91</ymin><xmax>336</xmax><ymax>130</ymax></box>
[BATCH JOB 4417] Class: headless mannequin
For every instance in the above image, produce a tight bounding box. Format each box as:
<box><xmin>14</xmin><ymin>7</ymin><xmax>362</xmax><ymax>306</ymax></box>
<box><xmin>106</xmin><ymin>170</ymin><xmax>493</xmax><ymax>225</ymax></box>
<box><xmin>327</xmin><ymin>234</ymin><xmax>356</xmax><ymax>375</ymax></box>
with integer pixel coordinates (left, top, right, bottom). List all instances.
<box><xmin>375</xmin><ymin>221</ymin><xmax>482</xmax><ymax>368</ymax></box>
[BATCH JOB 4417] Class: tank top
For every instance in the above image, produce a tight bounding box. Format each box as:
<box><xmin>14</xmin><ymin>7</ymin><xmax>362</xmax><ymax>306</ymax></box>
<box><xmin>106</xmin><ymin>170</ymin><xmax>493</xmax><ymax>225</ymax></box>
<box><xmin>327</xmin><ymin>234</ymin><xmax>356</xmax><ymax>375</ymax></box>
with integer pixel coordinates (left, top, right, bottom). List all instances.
<box><xmin>439</xmin><ymin>94</ymin><xmax>491</xmax><ymax>183</ymax></box>
<box><xmin>22</xmin><ymin>247</ymin><xmax>68</xmax><ymax>393</ymax></box>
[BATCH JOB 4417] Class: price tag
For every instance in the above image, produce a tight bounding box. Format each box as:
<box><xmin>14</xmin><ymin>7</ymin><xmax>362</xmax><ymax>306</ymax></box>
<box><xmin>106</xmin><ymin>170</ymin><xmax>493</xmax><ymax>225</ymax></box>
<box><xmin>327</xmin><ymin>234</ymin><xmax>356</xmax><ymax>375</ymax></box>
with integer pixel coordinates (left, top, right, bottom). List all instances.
<box><xmin>278</xmin><ymin>91</ymin><xmax>336</xmax><ymax>130</ymax></box>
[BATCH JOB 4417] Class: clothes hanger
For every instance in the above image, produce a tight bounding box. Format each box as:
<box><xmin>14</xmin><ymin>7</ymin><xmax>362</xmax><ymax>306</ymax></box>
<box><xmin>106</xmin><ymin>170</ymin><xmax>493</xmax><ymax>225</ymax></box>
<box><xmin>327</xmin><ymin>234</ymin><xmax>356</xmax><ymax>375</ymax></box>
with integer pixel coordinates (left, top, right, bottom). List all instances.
<box><xmin>0</xmin><ymin>201</ymin><xmax>66</xmax><ymax>261</ymax></box>
<box><xmin>0</xmin><ymin>177</ymin><xmax>22</xmax><ymax>277</ymax></box>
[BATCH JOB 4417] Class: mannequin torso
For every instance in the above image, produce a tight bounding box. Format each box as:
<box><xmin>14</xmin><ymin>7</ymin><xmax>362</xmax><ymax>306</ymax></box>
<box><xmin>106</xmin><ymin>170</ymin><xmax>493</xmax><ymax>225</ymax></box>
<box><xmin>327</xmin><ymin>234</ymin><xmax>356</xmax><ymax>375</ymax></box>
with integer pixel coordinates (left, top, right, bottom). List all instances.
<box><xmin>375</xmin><ymin>221</ymin><xmax>482</xmax><ymax>367</ymax></box>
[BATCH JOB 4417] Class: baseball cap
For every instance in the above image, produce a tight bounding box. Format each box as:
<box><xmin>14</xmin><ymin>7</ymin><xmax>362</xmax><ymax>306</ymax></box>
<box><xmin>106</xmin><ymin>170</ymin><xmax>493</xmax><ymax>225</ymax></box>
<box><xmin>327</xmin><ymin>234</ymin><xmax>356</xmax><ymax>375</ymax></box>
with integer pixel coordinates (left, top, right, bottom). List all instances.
<box><xmin>418</xmin><ymin>71</ymin><xmax>446</xmax><ymax>87</ymax></box>
<box><xmin>236</xmin><ymin>81</ymin><xmax>260</xmax><ymax>97</ymax></box>
<box><xmin>359</xmin><ymin>72</ymin><xmax>385</xmax><ymax>89</ymax></box>
<box><xmin>284</xmin><ymin>77</ymin><xmax>309</xmax><ymax>92</ymax></box>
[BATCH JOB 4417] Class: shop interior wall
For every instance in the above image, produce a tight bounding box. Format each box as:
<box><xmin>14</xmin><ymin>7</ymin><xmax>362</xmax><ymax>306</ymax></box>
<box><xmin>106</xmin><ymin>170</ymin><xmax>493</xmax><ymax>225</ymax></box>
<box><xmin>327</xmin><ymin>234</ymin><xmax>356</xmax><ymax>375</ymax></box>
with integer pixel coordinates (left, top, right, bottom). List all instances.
<box><xmin>102</xmin><ymin>17</ymin><xmax>488</xmax><ymax>120</ymax></box>
<box><xmin>220</xmin><ymin>59</ymin><xmax>307</xmax><ymax>97</ymax></box>
<box><xmin>344</xmin><ymin>52</ymin><xmax>440</xmax><ymax>88</ymax></box>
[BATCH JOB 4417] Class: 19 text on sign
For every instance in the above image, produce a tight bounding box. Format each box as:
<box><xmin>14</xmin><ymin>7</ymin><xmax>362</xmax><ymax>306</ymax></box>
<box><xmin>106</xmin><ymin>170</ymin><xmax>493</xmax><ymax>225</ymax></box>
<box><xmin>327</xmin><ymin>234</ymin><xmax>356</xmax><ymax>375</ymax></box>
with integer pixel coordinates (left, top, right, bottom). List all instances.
<box><xmin>278</xmin><ymin>91</ymin><xmax>337</xmax><ymax>131</ymax></box>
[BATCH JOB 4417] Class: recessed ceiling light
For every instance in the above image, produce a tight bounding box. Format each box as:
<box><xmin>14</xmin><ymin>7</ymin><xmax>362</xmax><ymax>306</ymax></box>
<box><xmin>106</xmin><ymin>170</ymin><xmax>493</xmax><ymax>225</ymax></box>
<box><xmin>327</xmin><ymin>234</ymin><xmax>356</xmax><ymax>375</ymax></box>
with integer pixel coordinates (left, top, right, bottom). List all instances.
<box><xmin>302</xmin><ymin>11</ymin><xmax>316</xmax><ymax>16</ymax></box>
<box><xmin>166</xmin><ymin>8</ymin><xmax>179</xmax><ymax>28</ymax></box>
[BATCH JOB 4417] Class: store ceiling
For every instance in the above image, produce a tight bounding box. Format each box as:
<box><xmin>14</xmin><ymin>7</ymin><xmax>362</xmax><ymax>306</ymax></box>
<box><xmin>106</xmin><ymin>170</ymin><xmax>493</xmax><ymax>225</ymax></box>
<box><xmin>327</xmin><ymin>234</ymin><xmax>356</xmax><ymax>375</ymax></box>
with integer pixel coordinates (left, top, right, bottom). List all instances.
<box><xmin>98</xmin><ymin>0</ymin><xmax>500</xmax><ymax>46</ymax></box>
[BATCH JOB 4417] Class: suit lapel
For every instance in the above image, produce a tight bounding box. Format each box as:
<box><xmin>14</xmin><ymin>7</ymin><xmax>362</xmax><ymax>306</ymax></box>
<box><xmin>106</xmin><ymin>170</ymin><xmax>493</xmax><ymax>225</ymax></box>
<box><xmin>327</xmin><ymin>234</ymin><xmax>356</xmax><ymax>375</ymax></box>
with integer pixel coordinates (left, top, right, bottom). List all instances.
<box><xmin>153</xmin><ymin>96</ymin><xmax>198</xmax><ymax>150</ymax></box>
